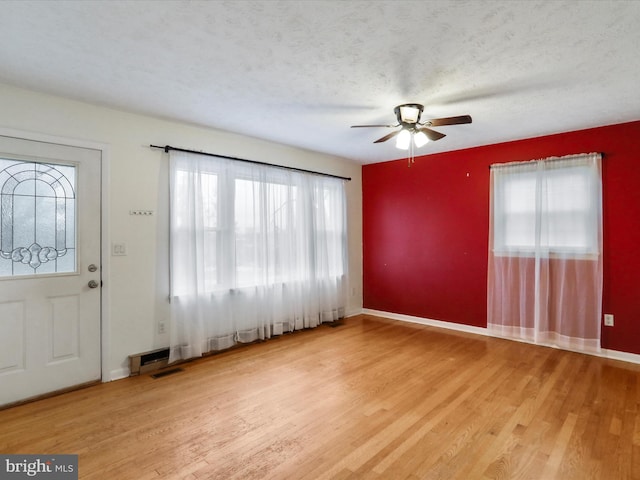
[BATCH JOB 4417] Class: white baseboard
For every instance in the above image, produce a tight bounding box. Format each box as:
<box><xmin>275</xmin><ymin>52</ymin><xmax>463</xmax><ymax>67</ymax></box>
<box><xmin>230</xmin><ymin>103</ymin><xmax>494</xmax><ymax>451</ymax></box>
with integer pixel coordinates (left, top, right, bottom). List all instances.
<box><xmin>599</xmin><ymin>348</ymin><xmax>640</xmax><ymax>365</ymax></box>
<box><xmin>362</xmin><ymin>308</ymin><xmax>487</xmax><ymax>336</ymax></box>
<box><xmin>107</xmin><ymin>368</ymin><xmax>130</xmax><ymax>382</ymax></box>
<box><xmin>361</xmin><ymin>308</ymin><xmax>640</xmax><ymax>366</ymax></box>
<box><xmin>345</xmin><ymin>308</ymin><xmax>363</xmax><ymax>319</ymax></box>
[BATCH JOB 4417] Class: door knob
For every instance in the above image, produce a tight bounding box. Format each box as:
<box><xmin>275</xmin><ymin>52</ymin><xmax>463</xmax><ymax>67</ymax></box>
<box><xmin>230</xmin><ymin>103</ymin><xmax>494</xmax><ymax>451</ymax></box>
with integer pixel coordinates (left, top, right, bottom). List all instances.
<box><xmin>88</xmin><ymin>280</ymin><xmax>99</xmax><ymax>289</ymax></box>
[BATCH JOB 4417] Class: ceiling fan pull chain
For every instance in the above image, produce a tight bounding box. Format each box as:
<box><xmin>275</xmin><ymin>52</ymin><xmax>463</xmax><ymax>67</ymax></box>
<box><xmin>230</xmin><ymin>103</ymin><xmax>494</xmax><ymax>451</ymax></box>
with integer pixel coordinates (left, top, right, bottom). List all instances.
<box><xmin>408</xmin><ymin>141</ymin><xmax>415</xmax><ymax>167</ymax></box>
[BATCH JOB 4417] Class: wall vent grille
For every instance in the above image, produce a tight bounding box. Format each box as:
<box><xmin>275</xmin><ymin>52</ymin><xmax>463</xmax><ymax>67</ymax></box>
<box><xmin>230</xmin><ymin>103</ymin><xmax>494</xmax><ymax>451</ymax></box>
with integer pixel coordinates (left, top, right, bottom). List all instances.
<box><xmin>129</xmin><ymin>348</ymin><xmax>170</xmax><ymax>376</ymax></box>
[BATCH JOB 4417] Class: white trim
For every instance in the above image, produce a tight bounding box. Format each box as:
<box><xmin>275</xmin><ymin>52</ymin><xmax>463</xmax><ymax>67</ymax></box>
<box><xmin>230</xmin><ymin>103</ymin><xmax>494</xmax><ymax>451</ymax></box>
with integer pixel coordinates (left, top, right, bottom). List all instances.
<box><xmin>100</xmin><ymin>144</ymin><xmax>111</xmax><ymax>381</ymax></box>
<box><xmin>109</xmin><ymin>368</ymin><xmax>130</xmax><ymax>381</ymax></box>
<box><xmin>362</xmin><ymin>308</ymin><xmax>640</xmax><ymax>366</ymax></box>
<box><xmin>0</xmin><ymin>126</ymin><xmax>112</xmax><ymax>381</ymax></box>
<box><xmin>0</xmin><ymin>127</ymin><xmax>107</xmax><ymax>153</ymax></box>
<box><xmin>598</xmin><ymin>348</ymin><xmax>640</xmax><ymax>365</ymax></box>
<box><xmin>362</xmin><ymin>308</ymin><xmax>487</xmax><ymax>336</ymax></box>
<box><xmin>345</xmin><ymin>307</ymin><xmax>363</xmax><ymax>319</ymax></box>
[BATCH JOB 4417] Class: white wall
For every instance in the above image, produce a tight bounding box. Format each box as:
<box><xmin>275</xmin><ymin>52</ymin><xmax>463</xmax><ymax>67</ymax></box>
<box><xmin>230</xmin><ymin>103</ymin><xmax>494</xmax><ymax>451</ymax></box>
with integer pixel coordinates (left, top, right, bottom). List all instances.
<box><xmin>0</xmin><ymin>83</ymin><xmax>363</xmax><ymax>379</ymax></box>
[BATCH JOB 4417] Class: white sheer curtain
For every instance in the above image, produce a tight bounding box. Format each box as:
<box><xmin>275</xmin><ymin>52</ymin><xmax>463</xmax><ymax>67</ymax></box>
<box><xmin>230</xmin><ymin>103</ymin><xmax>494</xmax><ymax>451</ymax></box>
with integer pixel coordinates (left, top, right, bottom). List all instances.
<box><xmin>487</xmin><ymin>153</ymin><xmax>603</xmax><ymax>353</ymax></box>
<box><xmin>168</xmin><ymin>150</ymin><xmax>348</xmax><ymax>362</ymax></box>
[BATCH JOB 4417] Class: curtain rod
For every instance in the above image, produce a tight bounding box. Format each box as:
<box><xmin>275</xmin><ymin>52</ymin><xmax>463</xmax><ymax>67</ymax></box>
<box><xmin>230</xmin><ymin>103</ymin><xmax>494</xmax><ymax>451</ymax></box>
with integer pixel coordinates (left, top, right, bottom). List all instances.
<box><xmin>489</xmin><ymin>152</ymin><xmax>604</xmax><ymax>169</ymax></box>
<box><xmin>149</xmin><ymin>144</ymin><xmax>351</xmax><ymax>181</ymax></box>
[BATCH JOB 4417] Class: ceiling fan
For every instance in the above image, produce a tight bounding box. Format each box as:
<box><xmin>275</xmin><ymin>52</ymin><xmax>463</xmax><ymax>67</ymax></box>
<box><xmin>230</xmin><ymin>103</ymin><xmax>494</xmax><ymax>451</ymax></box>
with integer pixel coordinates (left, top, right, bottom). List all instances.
<box><xmin>351</xmin><ymin>103</ymin><xmax>472</xmax><ymax>150</ymax></box>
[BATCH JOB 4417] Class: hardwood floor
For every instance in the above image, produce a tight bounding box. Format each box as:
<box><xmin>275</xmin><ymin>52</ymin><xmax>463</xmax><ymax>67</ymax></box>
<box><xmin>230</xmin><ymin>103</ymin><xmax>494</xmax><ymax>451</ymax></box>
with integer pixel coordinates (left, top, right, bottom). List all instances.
<box><xmin>2</xmin><ymin>314</ymin><xmax>640</xmax><ymax>479</ymax></box>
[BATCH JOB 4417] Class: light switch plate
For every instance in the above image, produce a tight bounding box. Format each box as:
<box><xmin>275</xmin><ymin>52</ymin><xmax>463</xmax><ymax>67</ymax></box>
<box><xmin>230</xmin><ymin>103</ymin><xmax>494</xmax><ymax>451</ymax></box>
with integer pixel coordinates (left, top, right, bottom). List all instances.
<box><xmin>112</xmin><ymin>243</ymin><xmax>127</xmax><ymax>256</ymax></box>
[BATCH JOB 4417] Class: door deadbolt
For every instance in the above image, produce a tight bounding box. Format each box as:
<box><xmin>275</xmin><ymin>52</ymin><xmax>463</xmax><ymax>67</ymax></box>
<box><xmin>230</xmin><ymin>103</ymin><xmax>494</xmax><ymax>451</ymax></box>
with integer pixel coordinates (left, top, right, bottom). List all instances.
<box><xmin>88</xmin><ymin>264</ymin><xmax>98</xmax><ymax>272</ymax></box>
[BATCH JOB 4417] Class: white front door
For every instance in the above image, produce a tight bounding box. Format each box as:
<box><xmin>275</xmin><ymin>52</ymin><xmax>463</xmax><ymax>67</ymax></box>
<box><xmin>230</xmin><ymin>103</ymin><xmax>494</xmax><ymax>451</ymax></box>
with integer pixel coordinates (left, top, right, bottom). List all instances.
<box><xmin>0</xmin><ymin>135</ymin><xmax>102</xmax><ymax>407</ymax></box>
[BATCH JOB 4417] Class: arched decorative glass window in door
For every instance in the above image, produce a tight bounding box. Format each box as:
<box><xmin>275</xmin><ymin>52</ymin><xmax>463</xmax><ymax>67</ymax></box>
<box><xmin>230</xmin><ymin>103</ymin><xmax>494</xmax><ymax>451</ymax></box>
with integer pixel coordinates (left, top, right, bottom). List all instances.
<box><xmin>0</xmin><ymin>158</ymin><xmax>76</xmax><ymax>277</ymax></box>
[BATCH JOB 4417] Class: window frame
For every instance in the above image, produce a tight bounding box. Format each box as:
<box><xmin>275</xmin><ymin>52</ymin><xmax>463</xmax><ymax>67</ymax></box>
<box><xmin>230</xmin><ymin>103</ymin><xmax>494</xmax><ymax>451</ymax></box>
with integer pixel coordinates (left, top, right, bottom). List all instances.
<box><xmin>492</xmin><ymin>160</ymin><xmax>600</xmax><ymax>259</ymax></box>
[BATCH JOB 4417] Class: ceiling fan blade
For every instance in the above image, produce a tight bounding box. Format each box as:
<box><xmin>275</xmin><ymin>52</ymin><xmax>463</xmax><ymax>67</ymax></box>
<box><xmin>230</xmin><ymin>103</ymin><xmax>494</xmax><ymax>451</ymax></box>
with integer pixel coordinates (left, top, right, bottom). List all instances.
<box><xmin>427</xmin><ymin>115</ymin><xmax>472</xmax><ymax>127</ymax></box>
<box><xmin>418</xmin><ymin>127</ymin><xmax>446</xmax><ymax>141</ymax></box>
<box><xmin>351</xmin><ymin>124</ymin><xmax>398</xmax><ymax>128</ymax></box>
<box><xmin>373</xmin><ymin>130</ymin><xmax>401</xmax><ymax>143</ymax></box>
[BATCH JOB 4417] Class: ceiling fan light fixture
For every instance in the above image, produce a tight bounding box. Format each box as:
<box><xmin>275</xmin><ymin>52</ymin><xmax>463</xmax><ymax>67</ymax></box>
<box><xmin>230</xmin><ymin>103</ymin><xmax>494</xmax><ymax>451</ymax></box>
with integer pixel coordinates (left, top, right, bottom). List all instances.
<box><xmin>395</xmin><ymin>129</ymin><xmax>411</xmax><ymax>150</ymax></box>
<box><xmin>397</xmin><ymin>104</ymin><xmax>423</xmax><ymax>124</ymax></box>
<box><xmin>352</xmin><ymin>104</ymin><xmax>471</xmax><ymax>157</ymax></box>
<box><xmin>413</xmin><ymin>131</ymin><xmax>429</xmax><ymax>148</ymax></box>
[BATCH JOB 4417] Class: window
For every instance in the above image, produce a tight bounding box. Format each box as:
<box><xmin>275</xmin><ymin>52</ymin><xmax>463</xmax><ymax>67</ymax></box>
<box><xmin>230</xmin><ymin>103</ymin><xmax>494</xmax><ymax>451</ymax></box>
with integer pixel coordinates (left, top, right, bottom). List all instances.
<box><xmin>488</xmin><ymin>153</ymin><xmax>603</xmax><ymax>353</ymax></box>
<box><xmin>170</xmin><ymin>153</ymin><xmax>347</xmax><ymax>296</ymax></box>
<box><xmin>0</xmin><ymin>158</ymin><xmax>76</xmax><ymax>277</ymax></box>
<box><xmin>168</xmin><ymin>149</ymin><xmax>348</xmax><ymax>360</ymax></box>
<box><xmin>492</xmin><ymin>158</ymin><xmax>600</xmax><ymax>256</ymax></box>
<box><xmin>233</xmin><ymin>177</ymin><xmax>300</xmax><ymax>287</ymax></box>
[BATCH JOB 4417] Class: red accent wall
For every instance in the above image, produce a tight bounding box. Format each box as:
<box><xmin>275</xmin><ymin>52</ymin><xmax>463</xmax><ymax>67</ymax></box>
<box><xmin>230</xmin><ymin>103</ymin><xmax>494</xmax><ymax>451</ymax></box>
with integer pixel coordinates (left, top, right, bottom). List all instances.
<box><xmin>363</xmin><ymin>120</ymin><xmax>640</xmax><ymax>354</ymax></box>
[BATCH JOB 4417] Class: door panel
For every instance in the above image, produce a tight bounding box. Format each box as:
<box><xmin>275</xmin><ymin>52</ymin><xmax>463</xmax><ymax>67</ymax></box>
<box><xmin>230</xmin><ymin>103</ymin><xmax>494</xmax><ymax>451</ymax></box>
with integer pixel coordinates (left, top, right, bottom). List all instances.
<box><xmin>0</xmin><ymin>301</ymin><xmax>24</xmax><ymax>374</ymax></box>
<box><xmin>0</xmin><ymin>135</ymin><xmax>101</xmax><ymax>407</ymax></box>
<box><xmin>50</xmin><ymin>295</ymin><xmax>80</xmax><ymax>362</ymax></box>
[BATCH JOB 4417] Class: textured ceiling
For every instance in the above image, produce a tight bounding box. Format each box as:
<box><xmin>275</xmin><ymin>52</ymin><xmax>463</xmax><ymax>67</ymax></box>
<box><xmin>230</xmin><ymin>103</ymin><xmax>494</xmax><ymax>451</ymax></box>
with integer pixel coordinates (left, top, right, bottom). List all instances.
<box><xmin>1</xmin><ymin>0</ymin><xmax>639</xmax><ymax>164</ymax></box>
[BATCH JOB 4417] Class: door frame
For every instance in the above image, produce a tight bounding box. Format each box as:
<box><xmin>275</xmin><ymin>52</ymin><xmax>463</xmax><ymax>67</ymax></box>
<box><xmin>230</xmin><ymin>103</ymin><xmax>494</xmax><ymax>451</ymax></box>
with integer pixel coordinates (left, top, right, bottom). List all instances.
<box><xmin>0</xmin><ymin>126</ymin><xmax>112</xmax><ymax>382</ymax></box>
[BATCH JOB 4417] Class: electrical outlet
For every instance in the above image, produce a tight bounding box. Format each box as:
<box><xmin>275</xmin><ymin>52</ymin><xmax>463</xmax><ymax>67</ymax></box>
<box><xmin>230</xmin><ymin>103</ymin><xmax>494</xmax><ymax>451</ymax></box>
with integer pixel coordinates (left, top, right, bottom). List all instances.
<box><xmin>158</xmin><ymin>321</ymin><xmax>166</xmax><ymax>334</ymax></box>
<box><xmin>604</xmin><ymin>314</ymin><xmax>614</xmax><ymax>327</ymax></box>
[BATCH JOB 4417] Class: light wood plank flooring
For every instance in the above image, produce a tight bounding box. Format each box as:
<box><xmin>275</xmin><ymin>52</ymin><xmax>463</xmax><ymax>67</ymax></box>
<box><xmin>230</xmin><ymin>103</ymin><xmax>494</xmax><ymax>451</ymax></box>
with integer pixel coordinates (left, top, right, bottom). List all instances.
<box><xmin>2</xmin><ymin>314</ymin><xmax>640</xmax><ymax>479</ymax></box>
